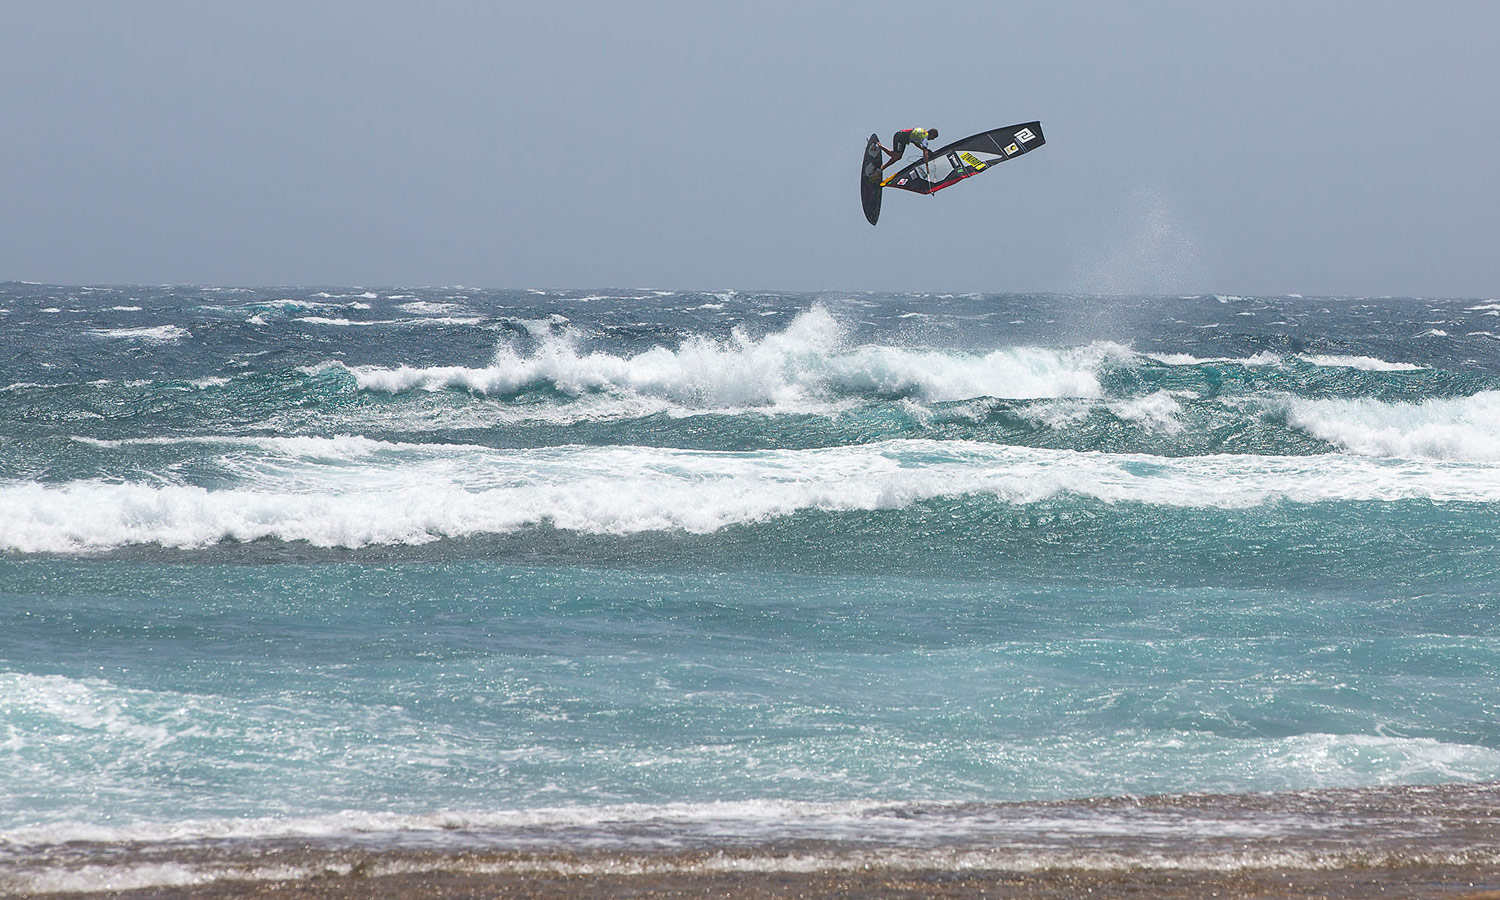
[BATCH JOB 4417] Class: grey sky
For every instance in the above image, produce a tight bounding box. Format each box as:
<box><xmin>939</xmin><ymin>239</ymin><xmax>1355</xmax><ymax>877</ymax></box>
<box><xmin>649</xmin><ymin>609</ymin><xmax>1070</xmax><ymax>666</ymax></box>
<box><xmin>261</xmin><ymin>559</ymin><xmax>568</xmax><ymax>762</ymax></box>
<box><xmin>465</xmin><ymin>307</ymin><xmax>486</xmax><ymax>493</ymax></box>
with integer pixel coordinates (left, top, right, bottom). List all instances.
<box><xmin>2</xmin><ymin>1</ymin><xmax>1497</xmax><ymax>296</ymax></box>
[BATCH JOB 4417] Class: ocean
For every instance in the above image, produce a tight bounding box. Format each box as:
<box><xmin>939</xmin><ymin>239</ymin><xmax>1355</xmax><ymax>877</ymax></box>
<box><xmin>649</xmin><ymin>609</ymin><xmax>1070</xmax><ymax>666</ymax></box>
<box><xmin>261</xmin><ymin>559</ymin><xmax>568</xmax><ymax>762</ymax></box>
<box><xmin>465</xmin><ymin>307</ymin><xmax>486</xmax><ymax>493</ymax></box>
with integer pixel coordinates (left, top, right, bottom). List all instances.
<box><xmin>3</xmin><ymin>283</ymin><xmax>1500</xmax><ymax>895</ymax></box>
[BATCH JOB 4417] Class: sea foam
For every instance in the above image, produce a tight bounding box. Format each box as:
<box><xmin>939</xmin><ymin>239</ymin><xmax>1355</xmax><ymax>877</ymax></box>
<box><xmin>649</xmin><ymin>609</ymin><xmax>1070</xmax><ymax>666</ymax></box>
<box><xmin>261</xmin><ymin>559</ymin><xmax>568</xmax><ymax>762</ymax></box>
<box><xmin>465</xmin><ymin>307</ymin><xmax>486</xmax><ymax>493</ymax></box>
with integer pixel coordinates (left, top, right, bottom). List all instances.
<box><xmin>1298</xmin><ymin>355</ymin><xmax>1424</xmax><ymax>371</ymax></box>
<box><xmin>1282</xmin><ymin>390</ymin><xmax>1500</xmax><ymax>461</ymax></box>
<box><xmin>341</xmin><ymin>307</ymin><xmax>1115</xmax><ymax>409</ymax></box>
<box><xmin>88</xmin><ymin>325</ymin><xmax>188</xmax><ymax>343</ymax></box>
<box><xmin>5</xmin><ymin>438</ymin><xmax>1500</xmax><ymax>552</ymax></box>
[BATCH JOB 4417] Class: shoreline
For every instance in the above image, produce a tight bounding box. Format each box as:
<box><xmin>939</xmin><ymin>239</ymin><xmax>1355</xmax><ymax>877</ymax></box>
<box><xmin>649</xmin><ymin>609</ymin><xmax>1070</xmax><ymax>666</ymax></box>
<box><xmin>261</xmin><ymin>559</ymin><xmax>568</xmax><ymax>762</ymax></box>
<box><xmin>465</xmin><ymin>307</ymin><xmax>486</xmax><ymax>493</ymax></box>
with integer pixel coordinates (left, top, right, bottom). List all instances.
<box><xmin>11</xmin><ymin>783</ymin><xmax>1500</xmax><ymax>899</ymax></box>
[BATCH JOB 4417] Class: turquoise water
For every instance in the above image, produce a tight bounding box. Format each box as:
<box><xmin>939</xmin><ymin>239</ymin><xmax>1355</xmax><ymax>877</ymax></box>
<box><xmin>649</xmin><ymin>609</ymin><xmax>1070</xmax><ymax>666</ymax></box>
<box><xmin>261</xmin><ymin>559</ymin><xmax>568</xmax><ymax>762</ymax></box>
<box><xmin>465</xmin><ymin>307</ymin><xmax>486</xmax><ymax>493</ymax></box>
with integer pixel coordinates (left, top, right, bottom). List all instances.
<box><xmin>2</xmin><ymin>284</ymin><xmax>1499</xmax><ymax>857</ymax></box>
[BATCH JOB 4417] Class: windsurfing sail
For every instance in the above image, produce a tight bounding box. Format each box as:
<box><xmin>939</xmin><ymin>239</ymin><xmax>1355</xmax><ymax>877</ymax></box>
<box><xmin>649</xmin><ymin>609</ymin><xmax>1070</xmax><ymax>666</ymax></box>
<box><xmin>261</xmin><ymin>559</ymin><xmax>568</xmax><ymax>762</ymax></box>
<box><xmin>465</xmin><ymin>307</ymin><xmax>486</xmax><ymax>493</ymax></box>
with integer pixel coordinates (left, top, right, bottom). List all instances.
<box><xmin>883</xmin><ymin>121</ymin><xmax>1045</xmax><ymax>195</ymax></box>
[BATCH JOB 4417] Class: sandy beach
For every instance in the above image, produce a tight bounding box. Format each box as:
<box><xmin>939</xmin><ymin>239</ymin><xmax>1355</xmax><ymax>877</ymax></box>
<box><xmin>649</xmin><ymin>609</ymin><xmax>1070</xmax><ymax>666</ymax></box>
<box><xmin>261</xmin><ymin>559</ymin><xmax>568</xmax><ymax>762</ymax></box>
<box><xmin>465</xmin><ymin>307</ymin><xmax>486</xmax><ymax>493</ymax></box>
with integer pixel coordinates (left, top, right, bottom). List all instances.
<box><xmin>25</xmin><ymin>852</ymin><xmax>1500</xmax><ymax>900</ymax></box>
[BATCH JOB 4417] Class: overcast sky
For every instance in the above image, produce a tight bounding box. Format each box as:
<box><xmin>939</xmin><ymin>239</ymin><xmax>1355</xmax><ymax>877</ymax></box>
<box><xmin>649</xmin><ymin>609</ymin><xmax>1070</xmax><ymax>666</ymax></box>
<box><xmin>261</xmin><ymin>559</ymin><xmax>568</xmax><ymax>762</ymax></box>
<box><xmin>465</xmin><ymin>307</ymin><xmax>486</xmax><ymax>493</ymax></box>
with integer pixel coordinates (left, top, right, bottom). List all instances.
<box><xmin>2</xmin><ymin>1</ymin><xmax>1497</xmax><ymax>296</ymax></box>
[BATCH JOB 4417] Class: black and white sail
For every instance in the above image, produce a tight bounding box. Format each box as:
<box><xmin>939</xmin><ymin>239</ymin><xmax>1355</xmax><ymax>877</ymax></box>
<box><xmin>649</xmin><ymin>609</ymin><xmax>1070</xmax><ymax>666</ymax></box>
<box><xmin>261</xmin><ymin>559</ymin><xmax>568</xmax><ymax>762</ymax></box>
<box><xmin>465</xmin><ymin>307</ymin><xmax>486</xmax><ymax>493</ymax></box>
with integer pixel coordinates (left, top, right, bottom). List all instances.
<box><xmin>883</xmin><ymin>121</ymin><xmax>1045</xmax><ymax>195</ymax></box>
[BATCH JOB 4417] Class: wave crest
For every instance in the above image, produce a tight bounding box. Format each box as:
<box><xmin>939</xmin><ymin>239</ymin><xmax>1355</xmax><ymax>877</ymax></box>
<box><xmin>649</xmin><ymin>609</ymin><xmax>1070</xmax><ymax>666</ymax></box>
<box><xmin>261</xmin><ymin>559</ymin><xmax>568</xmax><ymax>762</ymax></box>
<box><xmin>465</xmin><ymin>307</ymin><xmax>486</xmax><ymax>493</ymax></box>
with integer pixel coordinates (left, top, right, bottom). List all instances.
<box><xmin>1283</xmin><ymin>391</ymin><xmax>1500</xmax><ymax>460</ymax></box>
<box><xmin>342</xmin><ymin>307</ymin><xmax>1115</xmax><ymax>408</ymax></box>
<box><xmin>6</xmin><ymin>439</ymin><xmax>1500</xmax><ymax>552</ymax></box>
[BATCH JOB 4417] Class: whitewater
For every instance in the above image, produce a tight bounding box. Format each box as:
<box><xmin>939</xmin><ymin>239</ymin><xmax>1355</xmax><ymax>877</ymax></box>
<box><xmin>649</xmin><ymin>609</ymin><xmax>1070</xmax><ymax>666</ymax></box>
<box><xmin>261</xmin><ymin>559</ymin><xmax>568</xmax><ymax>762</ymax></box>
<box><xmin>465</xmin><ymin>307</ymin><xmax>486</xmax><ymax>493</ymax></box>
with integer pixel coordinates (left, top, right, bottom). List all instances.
<box><xmin>3</xmin><ymin>283</ymin><xmax>1500</xmax><ymax>894</ymax></box>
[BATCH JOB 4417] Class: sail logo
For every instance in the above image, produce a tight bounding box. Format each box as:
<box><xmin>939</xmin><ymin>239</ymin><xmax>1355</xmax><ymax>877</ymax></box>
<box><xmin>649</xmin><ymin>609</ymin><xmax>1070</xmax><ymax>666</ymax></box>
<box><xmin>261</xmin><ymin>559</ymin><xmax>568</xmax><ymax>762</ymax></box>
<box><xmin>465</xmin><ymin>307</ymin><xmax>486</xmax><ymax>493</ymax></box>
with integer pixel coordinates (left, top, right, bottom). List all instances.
<box><xmin>1015</xmin><ymin>128</ymin><xmax>1036</xmax><ymax>143</ymax></box>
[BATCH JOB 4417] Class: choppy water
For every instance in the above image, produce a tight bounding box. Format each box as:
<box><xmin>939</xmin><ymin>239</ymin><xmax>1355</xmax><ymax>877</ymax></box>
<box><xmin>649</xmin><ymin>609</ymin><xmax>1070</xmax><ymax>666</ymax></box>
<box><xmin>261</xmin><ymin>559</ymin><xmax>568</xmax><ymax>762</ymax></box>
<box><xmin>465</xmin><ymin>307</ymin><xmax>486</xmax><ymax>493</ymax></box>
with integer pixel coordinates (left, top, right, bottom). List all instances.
<box><xmin>3</xmin><ymin>283</ymin><xmax>1500</xmax><ymax>892</ymax></box>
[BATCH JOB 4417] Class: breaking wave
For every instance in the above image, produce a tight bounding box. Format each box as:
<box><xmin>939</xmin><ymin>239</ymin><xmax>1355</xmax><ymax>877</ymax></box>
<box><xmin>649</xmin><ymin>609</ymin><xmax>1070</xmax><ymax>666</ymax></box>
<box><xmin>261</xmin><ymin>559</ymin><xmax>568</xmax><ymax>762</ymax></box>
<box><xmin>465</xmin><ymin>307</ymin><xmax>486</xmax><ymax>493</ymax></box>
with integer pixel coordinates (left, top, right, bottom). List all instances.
<box><xmin>1281</xmin><ymin>391</ymin><xmax>1500</xmax><ymax>461</ymax></box>
<box><xmin>5</xmin><ymin>438</ymin><xmax>1500</xmax><ymax>552</ymax></box>
<box><xmin>337</xmin><ymin>307</ymin><xmax>1117</xmax><ymax>408</ymax></box>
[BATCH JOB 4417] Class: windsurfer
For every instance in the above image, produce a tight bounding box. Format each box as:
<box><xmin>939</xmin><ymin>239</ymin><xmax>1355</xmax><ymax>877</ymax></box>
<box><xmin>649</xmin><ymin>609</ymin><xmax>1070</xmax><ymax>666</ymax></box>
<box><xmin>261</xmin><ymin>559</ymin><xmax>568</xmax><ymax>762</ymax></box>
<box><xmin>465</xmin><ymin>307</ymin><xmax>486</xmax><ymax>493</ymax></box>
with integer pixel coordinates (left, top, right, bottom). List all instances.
<box><xmin>880</xmin><ymin>127</ymin><xmax>938</xmax><ymax>171</ymax></box>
